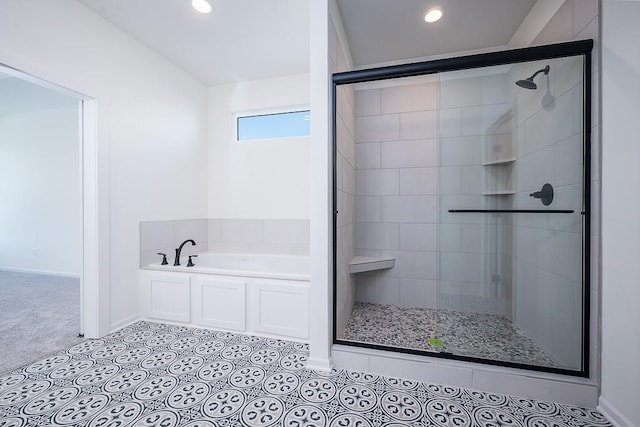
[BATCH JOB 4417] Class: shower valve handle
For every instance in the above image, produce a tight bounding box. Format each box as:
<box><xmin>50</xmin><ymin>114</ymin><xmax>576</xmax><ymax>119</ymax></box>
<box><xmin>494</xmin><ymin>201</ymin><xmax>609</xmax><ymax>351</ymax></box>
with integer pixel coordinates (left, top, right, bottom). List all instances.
<box><xmin>529</xmin><ymin>183</ymin><xmax>554</xmax><ymax>206</ymax></box>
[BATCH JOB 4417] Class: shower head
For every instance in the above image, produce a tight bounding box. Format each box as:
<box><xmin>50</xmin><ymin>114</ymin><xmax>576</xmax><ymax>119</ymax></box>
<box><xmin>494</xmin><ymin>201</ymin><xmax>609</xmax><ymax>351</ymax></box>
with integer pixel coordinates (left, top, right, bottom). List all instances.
<box><xmin>515</xmin><ymin>65</ymin><xmax>550</xmax><ymax>90</ymax></box>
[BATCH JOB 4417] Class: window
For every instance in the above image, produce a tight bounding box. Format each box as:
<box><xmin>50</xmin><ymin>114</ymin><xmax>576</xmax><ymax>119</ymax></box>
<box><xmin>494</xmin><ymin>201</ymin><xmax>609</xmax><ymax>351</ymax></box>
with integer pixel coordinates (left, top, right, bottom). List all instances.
<box><xmin>235</xmin><ymin>109</ymin><xmax>310</xmax><ymax>141</ymax></box>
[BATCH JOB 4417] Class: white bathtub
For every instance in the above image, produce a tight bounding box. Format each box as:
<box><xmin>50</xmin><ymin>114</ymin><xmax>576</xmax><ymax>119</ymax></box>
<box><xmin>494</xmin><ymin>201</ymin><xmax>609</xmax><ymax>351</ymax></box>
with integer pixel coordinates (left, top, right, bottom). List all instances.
<box><xmin>145</xmin><ymin>252</ymin><xmax>310</xmax><ymax>282</ymax></box>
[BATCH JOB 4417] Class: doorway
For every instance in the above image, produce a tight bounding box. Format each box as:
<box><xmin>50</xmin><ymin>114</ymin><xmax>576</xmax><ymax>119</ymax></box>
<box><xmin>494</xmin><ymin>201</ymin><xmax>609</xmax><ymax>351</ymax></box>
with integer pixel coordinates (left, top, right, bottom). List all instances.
<box><xmin>0</xmin><ymin>67</ymin><xmax>88</xmax><ymax>373</ymax></box>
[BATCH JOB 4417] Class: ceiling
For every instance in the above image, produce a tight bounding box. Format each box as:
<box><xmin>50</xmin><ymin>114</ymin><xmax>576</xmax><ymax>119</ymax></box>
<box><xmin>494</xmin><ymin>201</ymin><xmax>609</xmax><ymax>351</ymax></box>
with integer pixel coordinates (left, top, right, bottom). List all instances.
<box><xmin>78</xmin><ymin>0</ymin><xmax>310</xmax><ymax>86</ymax></box>
<box><xmin>77</xmin><ymin>0</ymin><xmax>545</xmax><ymax>86</ymax></box>
<box><xmin>337</xmin><ymin>0</ymin><xmax>537</xmax><ymax>67</ymax></box>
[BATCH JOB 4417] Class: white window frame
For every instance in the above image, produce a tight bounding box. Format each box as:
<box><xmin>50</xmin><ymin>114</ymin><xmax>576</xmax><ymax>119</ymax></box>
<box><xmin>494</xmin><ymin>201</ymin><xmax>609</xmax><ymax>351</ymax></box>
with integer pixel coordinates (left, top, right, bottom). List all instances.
<box><xmin>232</xmin><ymin>105</ymin><xmax>310</xmax><ymax>143</ymax></box>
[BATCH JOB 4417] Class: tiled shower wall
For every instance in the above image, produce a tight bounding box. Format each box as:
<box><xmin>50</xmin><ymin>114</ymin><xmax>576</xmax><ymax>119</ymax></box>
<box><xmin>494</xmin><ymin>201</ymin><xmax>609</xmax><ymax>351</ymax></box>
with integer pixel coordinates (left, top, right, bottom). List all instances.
<box><xmin>140</xmin><ymin>218</ymin><xmax>309</xmax><ymax>267</ymax></box>
<box><xmin>353</xmin><ymin>77</ymin><xmax>439</xmax><ymax>308</ymax></box>
<box><xmin>331</xmin><ymin>11</ymin><xmax>356</xmax><ymax>336</ymax></box>
<box><xmin>437</xmin><ymin>74</ymin><xmax>512</xmax><ymax>316</ymax></box>
<box><xmin>509</xmin><ymin>0</ymin><xmax>599</xmax><ymax>370</ymax></box>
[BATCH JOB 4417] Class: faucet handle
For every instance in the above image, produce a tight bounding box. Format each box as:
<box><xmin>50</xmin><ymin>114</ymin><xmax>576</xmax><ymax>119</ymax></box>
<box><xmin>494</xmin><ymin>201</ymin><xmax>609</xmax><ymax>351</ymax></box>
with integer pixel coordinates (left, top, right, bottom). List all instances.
<box><xmin>157</xmin><ymin>252</ymin><xmax>168</xmax><ymax>265</ymax></box>
<box><xmin>187</xmin><ymin>255</ymin><xmax>198</xmax><ymax>267</ymax></box>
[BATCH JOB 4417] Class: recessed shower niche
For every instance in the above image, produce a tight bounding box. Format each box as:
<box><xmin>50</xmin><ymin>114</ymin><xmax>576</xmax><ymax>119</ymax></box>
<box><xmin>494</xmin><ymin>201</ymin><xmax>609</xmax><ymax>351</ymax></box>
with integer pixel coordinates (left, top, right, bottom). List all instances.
<box><xmin>333</xmin><ymin>40</ymin><xmax>592</xmax><ymax>376</ymax></box>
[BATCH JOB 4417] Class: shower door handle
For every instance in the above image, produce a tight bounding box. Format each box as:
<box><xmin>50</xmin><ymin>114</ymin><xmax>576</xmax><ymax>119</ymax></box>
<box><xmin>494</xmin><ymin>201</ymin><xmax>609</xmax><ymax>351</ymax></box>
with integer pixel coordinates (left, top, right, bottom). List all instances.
<box><xmin>448</xmin><ymin>209</ymin><xmax>574</xmax><ymax>213</ymax></box>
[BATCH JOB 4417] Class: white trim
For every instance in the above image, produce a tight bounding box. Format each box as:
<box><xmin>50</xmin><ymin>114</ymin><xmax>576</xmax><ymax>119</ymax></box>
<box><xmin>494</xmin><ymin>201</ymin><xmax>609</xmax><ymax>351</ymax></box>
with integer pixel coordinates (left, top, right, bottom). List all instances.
<box><xmin>598</xmin><ymin>396</ymin><xmax>635</xmax><ymax>427</ymax></box>
<box><xmin>0</xmin><ymin>267</ymin><xmax>80</xmax><ymax>279</ymax></box>
<box><xmin>110</xmin><ymin>314</ymin><xmax>140</xmax><ymax>334</ymax></box>
<box><xmin>508</xmin><ymin>0</ymin><xmax>565</xmax><ymax>48</ymax></box>
<box><xmin>0</xmin><ymin>63</ymin><xmax>110</xmax><ymax>340</ymax></box>
<box><xmin>308</xmin><ymin>0</ymin><xmax>333</xmax><ymax>373</ymax></box>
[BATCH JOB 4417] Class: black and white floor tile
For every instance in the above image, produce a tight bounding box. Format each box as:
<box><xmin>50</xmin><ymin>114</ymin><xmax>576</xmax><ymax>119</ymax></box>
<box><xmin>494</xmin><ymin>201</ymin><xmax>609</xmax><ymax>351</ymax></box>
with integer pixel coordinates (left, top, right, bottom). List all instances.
<box><xmin>0</xmin><ymin>321</ymin><xmax>610</xmax><ymax>426</ymax></box>
<box><xmin>340</xmin><ymin>303</ymin><xmax>558</xmax><ymax>368</ymax></box>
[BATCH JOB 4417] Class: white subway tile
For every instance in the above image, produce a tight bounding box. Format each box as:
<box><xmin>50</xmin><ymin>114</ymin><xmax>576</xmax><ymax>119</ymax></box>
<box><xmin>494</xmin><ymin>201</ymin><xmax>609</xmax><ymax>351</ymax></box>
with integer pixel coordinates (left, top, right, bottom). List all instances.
<box><xmin>439</xmin><ymin>108</ymin><xmax>462</xmax><ymax>137</ymax></box>
<box><xmin>460</xmin><ymin>166</ymin><xmax>482</xmax><ymax>195</ymax></box>
<box><xmin>380</xmin><ymin>196</ymin><xmax>437</xmax><ymax>223</ymax></box>
<box><xmin>380</xmin><ymin>250</ymin><xmax>437</xmax><ymax>280</ymax></box>
<box><xmin>440</xmin><ymin>136</ymin><xmax>482</xmax><ymax>166</ymax></box>
<box><xmin>356</xmin><ymin>169</ymin><xmax>399</xmax><ymax>196</ymax></box>
<box><xmin>440</xmin><ymin>74</ymin><xmax>507</xmax><ymax>109</ymax></box>
<box><xmin>380</xmin><ymin>82</ymin><xmax>437</xmax><ymax>114</ymax></box>
<box><xmin>140</xmin><ymin>221</ymin><xmax>174</xmax><ymax>252</ymax></box>
<box><xmin>440</xmin><ymin>253</ymin><xmax>481</xmax><ymax>283</ymax></box>
<box><xmin>355</xmin><ymin>143</ymin><xmax>381</xmax><ymax>170</ymax></box>
<box><xmin>461</xmin><ymin>104</ymin><xmax>508</xmax><ymax>137</ymax></box>
<box><xmin>219</xmin><ymin>219</ymin><xmax>264</xmax><ymax>243</ymax></box>
<box><xmin>337</xmin><ymin>115</ymin><xmax>355</xmax><ymax>166</ymax></box>
<box><xmin>356</xmin><ymin>222</ymin><xmax>400</xmax><ymax>250</ymax></box>
<box><xmin>438</xmin><ymin>167</ymin><xmax>461</xmax><ymax>194</ymax></box>
<box><xmin>461</xmin><ymin>224</ymin><xmax>482</xmax><ymax>253</ymax></box>
<box><xmin>355</xmin><ymin>274</ymin><xmax>400</xmax><ymax>305</ymax></box>
<box><xmin>355</xmin><ymin>196</ymin><xmax>381</xmax><ymax>222</ymax></box>
<box><xmin>399</xmin><ymin>224</ymin><xmax>437</xmax><ymax>252</ymax></box>
<box><xmin>263</xmin><ymin>219</ymin><xmax>309</xmax><ymax>245</ymax></box>
<box><xmin>399</xmin><ymin>167</ymin><xmax>438</xmax><ymax>195</ymax></box>
<box><xmin>356</xmin><ymin>114</ymin><xmax>399</xmax><ymax>142</ymax></box>
<box><xmin>439</xmin><ymin>224</ymin><xmax>462</xmax><ymax>253</ymax></box>
<box><xmin>399</xmin><ymin>278</ymin><xmax>438</xmax><ymax>308</ymax></box>
<box><xmin>381</xmin><ymin>139</ymin><xmax>437</xmax><ymax>168</ymax></box>
<box><xmin>174</xmin><ymin>219</ymin><xmax>208</xmax><ymax>248</ymax></box>
<box><xmin>355</xmin><ymin>89</ymin><xmax>381</xmax><ymax>117</ymax></box>
<box><xmin>399</xmin><ymin>110</ymin><xmax>438</xmax><ymax>140</ymax></box>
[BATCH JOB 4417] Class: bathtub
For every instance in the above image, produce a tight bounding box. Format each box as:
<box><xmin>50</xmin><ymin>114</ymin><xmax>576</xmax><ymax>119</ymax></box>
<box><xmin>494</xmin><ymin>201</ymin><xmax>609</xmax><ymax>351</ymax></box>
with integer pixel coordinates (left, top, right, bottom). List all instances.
<box><xmin>144</xmin><ymin>252</ymin><xmax>310</xmax><ymax>281</ymax></box>
<box><xmin>140</xmin><ymin>252</ymin><xmax>310</xmax><ymax>341</ymax></box>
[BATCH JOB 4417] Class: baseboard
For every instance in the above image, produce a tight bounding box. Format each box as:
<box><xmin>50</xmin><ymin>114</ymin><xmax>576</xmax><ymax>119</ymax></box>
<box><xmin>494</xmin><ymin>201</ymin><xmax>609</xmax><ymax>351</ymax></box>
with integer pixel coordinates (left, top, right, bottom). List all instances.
<box><xmin>110</xmin><ymin>315</ymin><xmax>140</xmax><ymax>333</ymax></box>
<box><xmin>598</xmin><ymin>396</ymin><xmax>636</xmax><ymax>427</ymax></box>
<box><xmin>0</xmin><ymin>266</ymin><xmax>80</xmax><ymax>279</ymax></box>
<box><xmin>306</xmin><ymin>356</ymin><xmax>333</xmax><ymax>372</ymax></box>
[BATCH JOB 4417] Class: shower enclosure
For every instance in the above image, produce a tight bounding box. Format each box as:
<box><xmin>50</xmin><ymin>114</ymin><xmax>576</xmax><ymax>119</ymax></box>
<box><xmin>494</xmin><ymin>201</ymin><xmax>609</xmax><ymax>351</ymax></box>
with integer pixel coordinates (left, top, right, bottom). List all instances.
<box><xmin>333</xmin><ymin>40</ymin><xmax>592</xmax><ymax>376</ymax></box>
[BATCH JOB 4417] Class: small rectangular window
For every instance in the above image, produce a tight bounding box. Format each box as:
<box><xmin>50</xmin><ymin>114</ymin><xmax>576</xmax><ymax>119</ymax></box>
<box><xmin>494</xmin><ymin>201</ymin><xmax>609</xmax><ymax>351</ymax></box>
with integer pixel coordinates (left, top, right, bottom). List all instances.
<box><xmin>236</xmin><ymin>109</ymin><xmax>310</xmax><ymax>141</ymax></box>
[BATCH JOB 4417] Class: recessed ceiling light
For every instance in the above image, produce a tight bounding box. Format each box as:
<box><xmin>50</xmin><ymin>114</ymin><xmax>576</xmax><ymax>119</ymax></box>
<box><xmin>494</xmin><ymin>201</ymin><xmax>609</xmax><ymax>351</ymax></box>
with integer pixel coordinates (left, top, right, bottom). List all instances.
<box><xmin>424</xmin><ymin>7</ymin><xmax>443</xmax><ymax>23</ymax></box>
<box><xmin>192</xmin><ymin>0</ymin><xmax>213</xmax><ymax>14</ymax></box>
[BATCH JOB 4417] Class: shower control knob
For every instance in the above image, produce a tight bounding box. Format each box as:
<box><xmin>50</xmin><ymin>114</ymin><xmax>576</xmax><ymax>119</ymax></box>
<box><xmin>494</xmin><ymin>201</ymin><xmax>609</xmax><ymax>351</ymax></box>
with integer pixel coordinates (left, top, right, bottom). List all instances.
<box><xmin>529</xmin><ymin>183</ymin><xmax>554</xmax><ymax>206</ymax></box>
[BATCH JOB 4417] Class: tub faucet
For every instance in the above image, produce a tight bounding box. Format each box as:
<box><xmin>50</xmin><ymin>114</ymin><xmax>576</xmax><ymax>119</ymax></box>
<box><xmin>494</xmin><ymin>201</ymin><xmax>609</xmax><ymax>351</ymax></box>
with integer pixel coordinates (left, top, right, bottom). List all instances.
<box><xmin>174</xmin><ymin>239</ymin><xmax>196</xmax><ymax>266</ymax></box>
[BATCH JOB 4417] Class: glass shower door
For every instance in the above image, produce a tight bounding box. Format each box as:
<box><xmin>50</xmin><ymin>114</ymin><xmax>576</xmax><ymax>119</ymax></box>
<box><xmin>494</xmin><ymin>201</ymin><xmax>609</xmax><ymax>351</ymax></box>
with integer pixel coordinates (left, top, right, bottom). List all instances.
<box><xmin>437</xmin><ymin>56</ymin><xmax>585</xmax><ymax>371</ymax></box>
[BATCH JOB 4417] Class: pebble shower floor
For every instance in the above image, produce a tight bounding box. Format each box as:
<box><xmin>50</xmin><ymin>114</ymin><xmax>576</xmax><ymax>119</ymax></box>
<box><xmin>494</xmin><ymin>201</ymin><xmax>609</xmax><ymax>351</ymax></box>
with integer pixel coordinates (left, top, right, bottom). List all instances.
<box><xmin>0</xmin><ymin>321</ymin><xmax>611</xmax><ymax>426</ymax></box>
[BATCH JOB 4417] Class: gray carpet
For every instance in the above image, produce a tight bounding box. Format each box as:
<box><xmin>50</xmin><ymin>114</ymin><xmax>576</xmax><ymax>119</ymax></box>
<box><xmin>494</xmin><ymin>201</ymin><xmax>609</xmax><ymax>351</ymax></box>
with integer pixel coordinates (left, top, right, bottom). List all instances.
<box><xmin>0</xmin><ymin>270</ymin><xmax>84</xmax><ymax>374</ymax></box>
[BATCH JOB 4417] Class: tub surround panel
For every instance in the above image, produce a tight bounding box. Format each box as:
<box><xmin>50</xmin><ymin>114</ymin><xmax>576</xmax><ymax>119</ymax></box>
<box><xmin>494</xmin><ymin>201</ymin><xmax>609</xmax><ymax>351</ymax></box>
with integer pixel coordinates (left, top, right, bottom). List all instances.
<box><xmin>140</xmin><ymin>218</ymin><xmax>310</xmax><ymax>267</ymax></box>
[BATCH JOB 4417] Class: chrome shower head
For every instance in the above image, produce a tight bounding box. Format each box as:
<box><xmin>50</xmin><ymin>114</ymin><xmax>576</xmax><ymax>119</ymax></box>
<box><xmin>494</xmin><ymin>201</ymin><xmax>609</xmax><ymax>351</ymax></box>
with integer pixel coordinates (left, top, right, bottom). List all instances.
<box><xmin>515</xmin><ymin>65</ymin><xmax>550</xmax><ymax>90</ymax></box>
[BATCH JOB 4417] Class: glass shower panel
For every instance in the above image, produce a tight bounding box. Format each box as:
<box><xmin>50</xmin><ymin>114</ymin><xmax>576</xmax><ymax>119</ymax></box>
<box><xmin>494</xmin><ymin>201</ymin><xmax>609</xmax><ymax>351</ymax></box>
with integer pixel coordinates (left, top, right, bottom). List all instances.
<box><xmin>437</xmin><ymin>57</ymin><xmax>585</xmax><ymax>371</ymax></box>
<box><xmin>333</xmin><ymin>44</ymin><xmax>589</xmax><ymax>375</ymax></box>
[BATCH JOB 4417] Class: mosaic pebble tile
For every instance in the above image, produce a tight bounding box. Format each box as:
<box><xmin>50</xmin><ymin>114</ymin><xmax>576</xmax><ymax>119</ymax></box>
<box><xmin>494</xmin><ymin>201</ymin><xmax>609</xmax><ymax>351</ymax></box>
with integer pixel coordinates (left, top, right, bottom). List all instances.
<box><xmin>340</xmin><ymin>302</ymin><xmax>558</xmax><ymax>368</ymax></box>
<box><xmin>0</xmin><ymin>320</ymin><xmax>610</xmax><ymax>426</ymax></box>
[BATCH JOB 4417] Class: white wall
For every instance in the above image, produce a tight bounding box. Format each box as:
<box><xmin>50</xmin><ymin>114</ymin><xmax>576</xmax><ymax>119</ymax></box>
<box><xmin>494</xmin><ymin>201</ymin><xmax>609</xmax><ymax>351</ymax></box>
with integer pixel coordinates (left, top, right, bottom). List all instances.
<box><xmin>0</xmin><ymin>104</ymin><xmax>81</xmax><ymax>276</ymax></box>
<box><xmin>601</xmin><ymin>2</ymin><xmax>640</xmax><ymax>426</ymax></box>
<box><xmin>207</xmin><ymin>74</ymin><xmax>310</xmax><ymax>220</ymax></box>
<box><xmin>0</xmin><ymin>0</ymin><xmax>208</xmax><ymax>330</ymax></box>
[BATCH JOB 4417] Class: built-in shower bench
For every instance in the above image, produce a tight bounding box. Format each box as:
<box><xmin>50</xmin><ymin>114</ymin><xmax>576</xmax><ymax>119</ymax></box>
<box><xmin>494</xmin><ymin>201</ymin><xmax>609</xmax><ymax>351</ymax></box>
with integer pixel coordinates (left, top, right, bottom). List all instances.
<box><xmin>348</xmin><ymin>256</ymin><xmax>395</xmax><ymax>274</ymax></box>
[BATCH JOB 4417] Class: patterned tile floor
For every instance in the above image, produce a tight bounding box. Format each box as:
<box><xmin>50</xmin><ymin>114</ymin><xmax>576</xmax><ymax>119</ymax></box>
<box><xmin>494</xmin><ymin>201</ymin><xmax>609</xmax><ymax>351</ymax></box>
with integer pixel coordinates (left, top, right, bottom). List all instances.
<box><xmin>0</xmin><ymin>321</ymin><xmax>610</xmax><ymax>426</ymax></box>
<box><xmin>340</xmin><ymin>303</ymin><xmax>559</xmax><ymax>369</ymax></box>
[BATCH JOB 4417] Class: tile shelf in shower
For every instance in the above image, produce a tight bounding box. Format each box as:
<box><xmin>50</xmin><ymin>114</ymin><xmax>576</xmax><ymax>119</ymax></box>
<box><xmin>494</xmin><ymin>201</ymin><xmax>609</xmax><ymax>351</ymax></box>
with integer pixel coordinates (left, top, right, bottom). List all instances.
<box><xmin>348</xmin><ymin>256</ymin><xmax>396</xmax><ymax>274</ymax></box>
